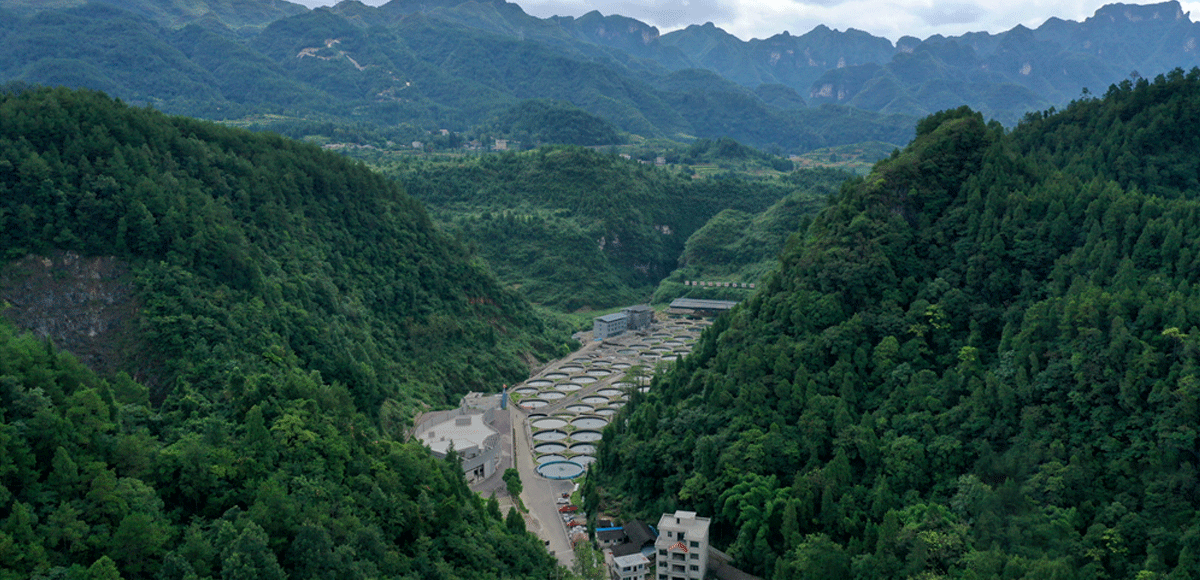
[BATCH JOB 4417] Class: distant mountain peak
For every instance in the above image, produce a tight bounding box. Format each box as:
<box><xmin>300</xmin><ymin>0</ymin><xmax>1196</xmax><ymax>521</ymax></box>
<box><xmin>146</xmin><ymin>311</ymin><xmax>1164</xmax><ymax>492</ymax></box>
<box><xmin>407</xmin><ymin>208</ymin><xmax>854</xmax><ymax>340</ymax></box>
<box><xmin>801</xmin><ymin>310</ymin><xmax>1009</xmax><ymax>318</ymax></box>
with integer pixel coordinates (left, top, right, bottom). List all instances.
<box><xmin>1091</xmin><ymin>0</ymin><xmax>1186</xmax><ymax>21</ymax></box>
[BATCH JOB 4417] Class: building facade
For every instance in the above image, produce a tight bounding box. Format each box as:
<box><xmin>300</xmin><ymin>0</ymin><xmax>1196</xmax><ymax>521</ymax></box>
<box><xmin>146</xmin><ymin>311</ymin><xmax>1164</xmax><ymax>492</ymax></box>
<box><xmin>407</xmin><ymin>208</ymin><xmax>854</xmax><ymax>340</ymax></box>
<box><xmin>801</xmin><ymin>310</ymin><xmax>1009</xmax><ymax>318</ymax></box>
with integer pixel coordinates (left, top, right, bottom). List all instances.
<box><xmin>594</xmin><ymin>304</ymin><xmax>655</xmax><ymax>340</ymax></box>
<box><xmin>594</xmin><ymin>312</ymin><xmax>629</xmax><ymax>340</ymax></box>
<box><xmin>654</xmin><ymin>511</ymin><xmax>709</xmax><ymax>580</ymax></box>
<box><xmin>623</xmin><ymin>304</ymin><xmax>654</xmax><ymax>330</ymax></box>
<box><xmin>611</xmin><ymin>552</ymin><xmax>650</xmax><ymax>580</ymax></box>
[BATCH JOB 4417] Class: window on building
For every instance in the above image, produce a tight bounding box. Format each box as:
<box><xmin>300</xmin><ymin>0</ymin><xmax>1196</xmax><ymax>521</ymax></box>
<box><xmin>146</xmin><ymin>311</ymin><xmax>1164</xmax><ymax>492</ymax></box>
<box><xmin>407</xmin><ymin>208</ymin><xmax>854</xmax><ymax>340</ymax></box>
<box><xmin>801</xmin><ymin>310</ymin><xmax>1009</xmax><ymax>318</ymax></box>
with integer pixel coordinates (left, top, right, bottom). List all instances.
<box><xmin>690</xmin><ymin>565</ymin><xmax>699</xmax><ymax>571</ymax></box>
<box><xmin>659</xmin><ymin>549</ymin><xmax>666</xmax><ymax>557</ymax></box>
<box><xmin>689</xmin><ymin>541</ymin><xmax>699</xmax><ymax>548</ymax></box>
<box><xmin>689</xmin><ymin>553</ymin><xmax>698</xmax><ymax>560</ymax></box>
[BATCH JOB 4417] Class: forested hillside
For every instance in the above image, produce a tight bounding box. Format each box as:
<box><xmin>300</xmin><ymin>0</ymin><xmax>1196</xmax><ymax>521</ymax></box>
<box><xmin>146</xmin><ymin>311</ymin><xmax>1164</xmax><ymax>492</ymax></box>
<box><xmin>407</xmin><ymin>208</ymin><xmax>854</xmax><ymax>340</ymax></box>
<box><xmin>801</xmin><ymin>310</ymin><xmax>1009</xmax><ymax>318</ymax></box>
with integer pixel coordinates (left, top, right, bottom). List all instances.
<box><xmin>592</xmin><ymin>69</ymin><xmax>1200</xmax><ymax>579</ymax></box>
<box><xmin>651</xmin><ymin>167</ymin><xmax>849</xmax><ymax>304</ymax></box>
<box><xmin>0</xmin><ymin>86</ymin><xmax>566</xmax><ymax>578</ymax></box>
<box><xmin>375</xmin><ymin>146</ymin><xmax>812</xmax><ymax>311</ymax></box>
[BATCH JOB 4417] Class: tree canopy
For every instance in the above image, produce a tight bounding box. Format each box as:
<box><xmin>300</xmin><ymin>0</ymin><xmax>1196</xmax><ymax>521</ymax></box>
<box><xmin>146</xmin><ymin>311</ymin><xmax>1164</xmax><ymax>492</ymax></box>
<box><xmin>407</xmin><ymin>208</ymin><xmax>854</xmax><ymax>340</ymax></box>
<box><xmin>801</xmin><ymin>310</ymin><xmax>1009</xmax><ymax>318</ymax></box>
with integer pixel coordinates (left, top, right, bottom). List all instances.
<box><xmin>0</xmin><ymin>85</ymin><xmax>568</xmax><ymax>579</ymax></box>
<box><xmin>593</xmin><ymin>69</ymin><xmax>1200</xmax><ymax>580</ymax></box>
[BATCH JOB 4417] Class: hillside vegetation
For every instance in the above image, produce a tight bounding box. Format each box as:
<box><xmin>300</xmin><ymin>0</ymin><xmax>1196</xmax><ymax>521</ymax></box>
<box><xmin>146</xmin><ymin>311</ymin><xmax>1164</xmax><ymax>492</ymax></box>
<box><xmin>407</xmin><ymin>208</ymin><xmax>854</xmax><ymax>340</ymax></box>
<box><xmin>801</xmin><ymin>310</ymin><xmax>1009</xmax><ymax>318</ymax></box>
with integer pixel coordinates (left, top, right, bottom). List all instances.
<box><xmin>593</xmin><ymin>69</ymin><xmax>1200</xmax><ymax>579</ymax></box>
<box><xmin>652</xmin><ymin>167</ymin><xmax>851</xmax><ymax>304</ymax></box>
<box><xmin>371</xmin><ymin>147</ymin><xmax>824</xmax><ymax>312</ymax></box>
<box><xmin>0</xmin><ymin>85</ymin><xmax>565</xmax><ymax>579</ymax></box>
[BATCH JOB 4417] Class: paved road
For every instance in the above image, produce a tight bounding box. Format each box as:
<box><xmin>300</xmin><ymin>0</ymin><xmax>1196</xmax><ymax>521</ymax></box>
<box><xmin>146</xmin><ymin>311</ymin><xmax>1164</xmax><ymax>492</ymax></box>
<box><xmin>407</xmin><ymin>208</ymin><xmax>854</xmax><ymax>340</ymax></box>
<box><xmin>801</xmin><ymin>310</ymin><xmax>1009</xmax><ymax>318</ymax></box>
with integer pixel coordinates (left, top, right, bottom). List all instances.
<box><xmin>513</xmin><ymin>406</ymin><xmax>577</xmax><ymax>570</ymax></box>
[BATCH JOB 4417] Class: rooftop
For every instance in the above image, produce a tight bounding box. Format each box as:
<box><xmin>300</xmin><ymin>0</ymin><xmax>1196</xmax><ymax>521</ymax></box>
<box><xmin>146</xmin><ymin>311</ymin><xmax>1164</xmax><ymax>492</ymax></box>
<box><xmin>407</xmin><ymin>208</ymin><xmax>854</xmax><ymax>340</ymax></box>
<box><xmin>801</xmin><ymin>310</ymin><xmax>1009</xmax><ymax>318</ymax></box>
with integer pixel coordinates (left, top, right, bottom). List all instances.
<box><xmin>657</xmin><ymin>510</ymin><xmax>710</xmax><ymax>540</ymax></box>
<box><xmin>416</xmin><ymin>413</ymin><xmax>497</xmax><ymax>456</ymax></box>
<box><xmin>668</xmin><ymin>298</ymin><xmax>739</xmax><ymax>310</ymax></box>
<box><xmin>624</xmin><ymin>519</ymin><xmax>655</xmax><ymax>547</ymax></box>
<box><xmin>613</xmin><ymin>552</ymin><xmax>649</xmax><ymax>567</ymax></box>
<box><xmin>597</xmin><ymin>312</ymin><xmax>628</xmax><ymax>322</ymax></box>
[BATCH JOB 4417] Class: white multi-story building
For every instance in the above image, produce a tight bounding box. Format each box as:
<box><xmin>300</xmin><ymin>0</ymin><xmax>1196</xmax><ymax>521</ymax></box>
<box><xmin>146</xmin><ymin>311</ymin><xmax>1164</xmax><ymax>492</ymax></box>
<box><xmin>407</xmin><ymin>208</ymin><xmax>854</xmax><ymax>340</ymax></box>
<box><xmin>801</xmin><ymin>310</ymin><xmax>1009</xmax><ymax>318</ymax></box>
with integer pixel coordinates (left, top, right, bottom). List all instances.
<box><xmin>611</xmin><ymin>552</ymin><xmax>650</xmax><ymax>580</ymax></box>
<box><xmin>654</xmin><ymin>511</ymin><xmax>709</xmax><ymax>580</ymax></box>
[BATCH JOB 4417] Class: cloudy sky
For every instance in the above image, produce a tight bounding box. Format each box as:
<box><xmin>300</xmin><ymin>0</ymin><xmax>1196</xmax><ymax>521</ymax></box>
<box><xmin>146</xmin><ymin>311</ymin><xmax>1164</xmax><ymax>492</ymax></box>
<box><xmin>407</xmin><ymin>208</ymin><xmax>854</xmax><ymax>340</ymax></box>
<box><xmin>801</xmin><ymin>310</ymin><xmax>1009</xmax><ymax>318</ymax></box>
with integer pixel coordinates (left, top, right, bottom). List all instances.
<box><xmin>294</xmin><ymin>0</ymin><xmax>1200</xmax><ymax>42</ymax></box>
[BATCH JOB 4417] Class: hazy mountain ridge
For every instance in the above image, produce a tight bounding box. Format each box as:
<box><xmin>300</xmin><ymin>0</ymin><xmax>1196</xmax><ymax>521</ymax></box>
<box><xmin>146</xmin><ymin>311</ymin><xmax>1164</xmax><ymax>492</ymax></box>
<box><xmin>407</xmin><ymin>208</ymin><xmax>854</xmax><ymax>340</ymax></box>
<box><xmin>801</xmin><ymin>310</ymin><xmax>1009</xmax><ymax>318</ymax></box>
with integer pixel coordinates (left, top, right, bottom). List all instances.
<box><xmin>577</xmin><ymin>0</ymin><xmax>1200</xmax><ymax>124</ymax></box>
<box><xmin>0</xmin><ymin>0</ymin><xmax>1194</xmax><ymax>150</ymax></box>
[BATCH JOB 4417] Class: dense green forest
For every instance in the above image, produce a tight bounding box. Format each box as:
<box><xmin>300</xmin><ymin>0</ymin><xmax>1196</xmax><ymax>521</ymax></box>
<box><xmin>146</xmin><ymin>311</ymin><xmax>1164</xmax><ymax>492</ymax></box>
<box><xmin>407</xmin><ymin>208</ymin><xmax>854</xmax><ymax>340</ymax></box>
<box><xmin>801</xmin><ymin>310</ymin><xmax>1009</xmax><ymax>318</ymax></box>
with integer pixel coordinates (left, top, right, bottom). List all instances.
<box><xmin>592</xmin><ymin>69</ymin><xmax>1200</xmax><ymax>579</ymax></box>
<box><xmin>0</xmin><ymin>86</ymin><xmax>568</xmax><ymax>579</ymax></box>
<box><xmin>368</xmin><ymin>147</ymin><xmax>823</xmax><ymax>312</ymax></box>
<box><xmin>651</xmin><ymin>167</ymin><xmax>850</xmax><ymax>304</ymax></box>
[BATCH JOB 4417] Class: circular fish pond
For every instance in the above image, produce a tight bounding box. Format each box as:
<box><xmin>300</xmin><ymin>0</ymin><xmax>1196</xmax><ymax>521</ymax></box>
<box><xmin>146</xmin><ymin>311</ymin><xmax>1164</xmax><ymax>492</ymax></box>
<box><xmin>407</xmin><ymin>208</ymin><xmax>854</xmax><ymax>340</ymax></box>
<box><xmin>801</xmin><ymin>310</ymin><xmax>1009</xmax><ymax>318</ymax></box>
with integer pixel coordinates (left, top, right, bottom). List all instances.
<box><xmin>570</xmin><ymin>442</ymin><xmax>596</xmax><ymax>455</ymax></box>
<box><xmin>573</xmin><ymin>455</ymin><xmax>596</xmax><ymax>467</ymax></box>
<box><xmin>661</xmin><ymin>355</ymin><xmax>678</xmax><ymax>362</ymax></box>
<box><xmin>629</xmin><ymin>344</ymin><xmax>650</xmax><ymax>349</ymax></box>
<box><xmin>558</xmin><ymin>365</ymin><xmax>585</xmax><ymax>374</ymax></box>
<box><xmin>596</xmin><ymin>388</ymin><xmax>623</xmax><ymax>398</ymax></box>
<box><xmin>653</xmin><ymin>332</ymin><xmax>672</xmax><ymax>338</ymax></box>
<box><xmin>594</xmin><ymin>407</ymin><xmax>617</xmax><ymax>416</ymax></box>
<box><xmin>590</xmin><ymin>359</ymin><xmax>611</xmax><ymax>366</ymax></box>
<box><xmin>571</xmin><ymin>416</ymin><xmax>608</xmax><ymax>429</ymax></box>
<box><xmin>617</xmin><ymin>349</ymin><xmax>637</xmax><ymax>356</ymax></box>
<box><xmin>556</xmin><ymin>382</ymin><xmax>583</xmax><ymax>392</ymax></box>
<box><xmin>522</xmin><ymin>398</ymin><xmax>548</xmax><ymax>408</ymax></box>
<box><xmin>581</xmin><ymin>395</ymin><xmax>609</xmax><ymax>405</ymax></box>
<box><xmin>572</xmin><ymin>375</ymin><xmax>598</xmax><ymax>384</ymax></box>
<box><xmin>537</xmin><ymin>460</ymin><xmax>585</xmax><ymax>479</ymax></box>
<box><xmin>537</xmin><ymin>454</ymin><xmax>567</xmax><ymax>464</ymax></box>
<box><xmin>526</xmin><ymin>379</ymin><xmax>553</xmax><ymax>388</ymax></box>
<box><xmin>610</xmin><ymin>381</ymin><xmax>635</xmax><ymax>390</ymax></box>
<box><xmin>532</xmin><ymin>417</ymin><xmax>568</xmax><ymax>430</ymax></box>
<box><xmin>586</xmin><ymin>368</ymin><xmax>612</xmax><ymax>377</ymax></box>
<box><xmin>565</xmin><ymin>403</ymin><xmax>593</xmax><ymax>414</ymax></box>
<box><xmin>534</xmin><ymin>442</ymin><xmax>567</xmax><ymax>454</ymax></box>
<box><xmin>539</xmin><ymin>391</ymin><xmax>567</xmax><ymax>400</ymax></box>
<box><xmin>533</xmin><ymin>429</ymin><xmax>568</xmax><ymax>442</ymax></box>
<box><xmin>571</xmin><ymin>429</ymin><xmax>603</xmax><ymax>442</ymax></box>
<box><xmin>513</xmin><ymin>386</ymin><xmax>539</xmax><ymax>396</ymax></box>
<box><xmin>611</xmin><ymin>362</ymin><xmax>631</xmax><ymax>369</ymax></box>
<box><xmin>543</xmin><ymin>372</ymin><xmax>569</xmax><ymax>380</ymax></box>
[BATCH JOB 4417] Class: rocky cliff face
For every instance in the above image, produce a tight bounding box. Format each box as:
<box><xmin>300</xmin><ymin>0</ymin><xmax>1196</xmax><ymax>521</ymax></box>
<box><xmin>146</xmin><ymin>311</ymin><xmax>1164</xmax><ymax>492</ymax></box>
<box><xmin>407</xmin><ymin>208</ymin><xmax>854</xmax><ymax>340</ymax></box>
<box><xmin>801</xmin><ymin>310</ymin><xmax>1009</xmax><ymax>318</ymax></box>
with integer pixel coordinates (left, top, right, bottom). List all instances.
<box><xmin>0</xmin><ymin>252</ymin><xmax>146</xmax><ymax>381</ymax></box>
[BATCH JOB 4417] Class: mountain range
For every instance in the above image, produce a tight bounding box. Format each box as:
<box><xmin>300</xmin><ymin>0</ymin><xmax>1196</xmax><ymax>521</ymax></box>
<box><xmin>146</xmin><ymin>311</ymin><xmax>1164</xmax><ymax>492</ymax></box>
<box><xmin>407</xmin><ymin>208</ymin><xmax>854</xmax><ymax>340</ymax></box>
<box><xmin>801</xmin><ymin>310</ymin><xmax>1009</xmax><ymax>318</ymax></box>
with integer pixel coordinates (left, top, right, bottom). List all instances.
<box><xmin>2</xmin><ymin>0</ymin><xmax>1197</xmax><ymax>153</ymax></box>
